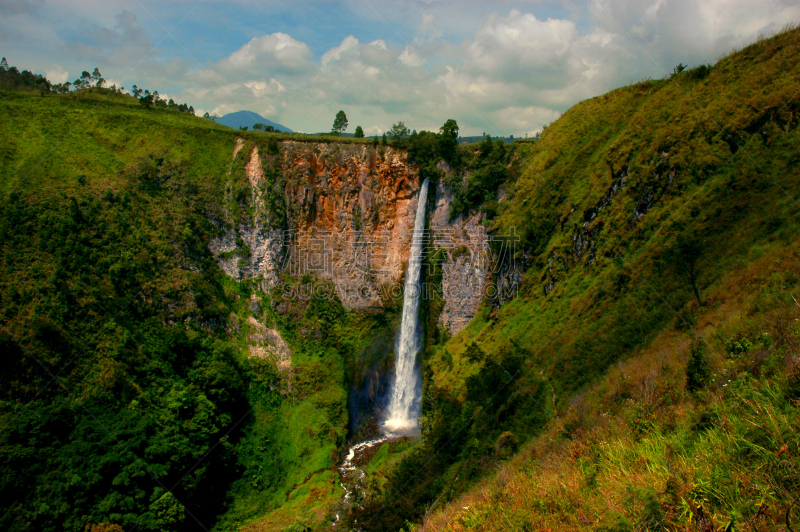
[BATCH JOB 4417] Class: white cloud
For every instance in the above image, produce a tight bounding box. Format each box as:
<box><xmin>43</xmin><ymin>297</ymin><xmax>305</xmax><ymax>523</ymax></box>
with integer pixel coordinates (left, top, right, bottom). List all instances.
<box><xmin>494</xmin><ymin>105</ymin><xmax>562</xmax><ymax>136</ymax></box>
<box><xmin>419</xmin><ymin>13</ymin><xmax>442</xmax><ymax>39</ymax></box>
<box><xmin>589</xmin><ymin>0</ymin><xmax>800</xmax><ymax>72</ymax></box>
<box><xmin>68</xmin><ymin>10</ymin><xmax>152</xmax><ymax>67</ymax></box>
<box><xmin>321</xmin><ymin>35</ymin><xmax>359</xmax><ymax>65</ymax></box>
<box><xmin>16</xmin><ymin>1</ymin><xmax>795</xmax><ymax>137</ymax></box>
<box><xmin>218</xmin><ymin>32</ymin><xmax>314</xmax><ymax>76</ymax></box>
<box><xmin>399</xmin><ymin>47</ymin><xmax>424</xmax><ymax>67</ymax></box>
<box><xmin>190</xmin><ymin>1</ymin><xmax>797</xmax><ymax>136</ymax></box>
<box><xmin>438</xmin><ymin>67</ymin><xmax>501</xmax><ymax>98</ymax></box>
<box><xmin>103</xmin><ymin>77</ymin><xmax>125</xmax><ymax>90</ymax></box>
<box><xmin>244</xmin><ymin>78</ymin><xmax>285</xmax><ymax>97</ymax></box>
<box><xmin>45</xmin><ymin>65</ymin><xmax>68</xmax><ymax>83</ymax></box>
<box><xmin>466</xmin><ymin>10</ymin><xmax>577</xmax><ymax>76</ymax></box>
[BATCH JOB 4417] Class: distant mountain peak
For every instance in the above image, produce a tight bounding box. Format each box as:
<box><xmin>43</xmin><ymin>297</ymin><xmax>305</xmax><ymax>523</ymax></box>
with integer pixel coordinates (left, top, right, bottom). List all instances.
<box><xmin>216</xmin><ymin>110</ymin><xmax>293</xmax><ymax>133</ymax></box>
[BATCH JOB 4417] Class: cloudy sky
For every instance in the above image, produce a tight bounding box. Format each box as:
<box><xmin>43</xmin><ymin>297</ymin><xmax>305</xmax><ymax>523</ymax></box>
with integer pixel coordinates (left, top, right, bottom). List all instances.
<box><xmin>2</xmin><ymin>0</ymin><xmax>797</xmax><ymax>136</ymax></box>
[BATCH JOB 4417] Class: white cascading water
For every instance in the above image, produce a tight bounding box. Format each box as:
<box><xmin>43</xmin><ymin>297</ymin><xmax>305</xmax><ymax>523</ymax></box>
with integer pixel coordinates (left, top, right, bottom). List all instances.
<box><xmin>384</xmin><ymin>177</ymin><xmax>429</xmax><ymax>434</ymax></box>
<box><xmin>333</xmin><ymin>179</ymin><xmax>429</xmax><ymax>524</ymax></box>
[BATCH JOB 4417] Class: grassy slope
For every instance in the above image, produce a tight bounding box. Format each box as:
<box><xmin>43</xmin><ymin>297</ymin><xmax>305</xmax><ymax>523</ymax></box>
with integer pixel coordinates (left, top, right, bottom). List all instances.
<box><xmin>0</xmin><ymin>89</ymin><xmax>233</xmax><ymax>194</ymax></box>
<box><xmin>0</xmin><ymin>88</ymin><xmax>373</xmax><ymax>531</ymax></box>
<box><xmin>206</xmin><ymin>276</ymin><xmax>352</xmax><ymax>532</ymax></box>
<box><xmin>436</xmin><ymin>27</ymin><xmax>800</xmax><ymax>398</ymax></box>
<box><xmin>424</xmin><ymin>247</ymin><xmax>800</xmax><ymax>531</ymax></box>
<box><xmin>415</xmin><ymin>25</ymin><xmax>800</xmax><ymax>532</ymax></box>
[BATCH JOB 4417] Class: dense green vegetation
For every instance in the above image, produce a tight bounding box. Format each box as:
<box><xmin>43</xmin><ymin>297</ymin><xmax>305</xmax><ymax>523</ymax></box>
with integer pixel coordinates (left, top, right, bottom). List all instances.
<box><xmin>2</xmin><ymin>25</ymin><xmax>799</xmax><ymax>532</ymax></box>
<box><xmin>0</xmin><ymin>79</ymin><xmax>421</xmax><ymax>531</ymax></box>
<box><xmin>0</xmin><ymin>83</ymin><xmax>372</xmax><ymax>531</ymax></box>
<box><xmin>0</xmin><ymin>57</ymin><xmax>51</xmax><ymax>92</ymax></box>
<box><xmin>444</xmin><ymin>134</ymin><xmax>520</xmax><ymax>220</ymax></box>
<box><xmin>0</xmin><ymin>88</ymin><xmax>245</xmax><ymax>530</ymax></box>
<box><xmin>347</xmin><ymin>25</ymin><xmax>800</xmax><ymax>532</ymax></box>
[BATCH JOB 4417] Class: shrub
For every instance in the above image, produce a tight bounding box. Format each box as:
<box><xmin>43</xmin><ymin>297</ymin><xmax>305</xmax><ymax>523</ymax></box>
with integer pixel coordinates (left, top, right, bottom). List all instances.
<box><xmin>267</xmin><ymin>136</ymin><xmax>279</xmax><ymax>154</ymax></box>
<box><xmin>685</xmin><ymin>64</ymin><xmax>712</xmax><ymax>81</ymax></box>
<box><xmin>726</xmin><ymin>334</ymin><xmax>753</xmax><ymax>357</ymax></box>
<box><xmin>686</xmin><ymin>337</ymin><xmax>711</xmax><ymax>392</ymax></box>
<box><xmin>495</xmin><ymin>431</ymin><xmax>518</xmax><ymax>458</ymax></box>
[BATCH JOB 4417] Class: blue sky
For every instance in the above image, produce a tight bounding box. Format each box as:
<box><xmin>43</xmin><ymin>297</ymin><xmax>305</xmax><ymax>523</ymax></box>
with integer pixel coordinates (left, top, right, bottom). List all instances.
<box><xmin>1</xmin><ymin>0</ymin><xmax>797</xmax><ymax>135</ymax></box>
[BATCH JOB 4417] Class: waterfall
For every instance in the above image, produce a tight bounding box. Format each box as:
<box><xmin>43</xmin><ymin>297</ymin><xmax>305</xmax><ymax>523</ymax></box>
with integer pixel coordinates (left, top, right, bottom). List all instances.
<box><xmin>384</xmin><ymin>178</ymin><xmax>429</xmax><ymax>435</ymax></box>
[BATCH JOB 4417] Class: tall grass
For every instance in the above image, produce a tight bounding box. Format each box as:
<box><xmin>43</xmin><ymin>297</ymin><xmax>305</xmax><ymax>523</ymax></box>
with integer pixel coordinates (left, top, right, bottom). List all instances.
<box><xmin>421</xmin><ymin>246</ymin><xmax>800</xmax><ymax>532</ymax></box>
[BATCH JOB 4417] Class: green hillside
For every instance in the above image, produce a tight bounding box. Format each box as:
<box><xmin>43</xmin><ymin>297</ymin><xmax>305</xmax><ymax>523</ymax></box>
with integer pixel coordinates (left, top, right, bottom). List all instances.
<box><xmin>1</xmin><ymin>24</ymin><xmax>799</xmax><ymax>532</ymax></box>
<box><xmin>0</xmin><ymin>87</ymin><xmax>378</xmax><ymax>531</ymax></box>
<box><xmin>350</xmin><ymin>25</ymin><xmax>800</xmax><ymax>532</ymax></box>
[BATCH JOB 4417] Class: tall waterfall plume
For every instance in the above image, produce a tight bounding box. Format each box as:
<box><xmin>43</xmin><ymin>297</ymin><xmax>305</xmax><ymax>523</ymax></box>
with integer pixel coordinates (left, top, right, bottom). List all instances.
<box><xmin>384</xmin><ymin>178</ymin><xmax>429</xmax><ymax>435</ymax></box>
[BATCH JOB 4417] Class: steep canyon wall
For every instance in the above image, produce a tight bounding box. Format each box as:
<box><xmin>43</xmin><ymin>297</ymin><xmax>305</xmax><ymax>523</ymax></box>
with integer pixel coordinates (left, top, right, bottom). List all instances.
<box><xmin>210</xmin><ymin>139</ymin><xmax>486</xmax><ymax>337</ymax></box>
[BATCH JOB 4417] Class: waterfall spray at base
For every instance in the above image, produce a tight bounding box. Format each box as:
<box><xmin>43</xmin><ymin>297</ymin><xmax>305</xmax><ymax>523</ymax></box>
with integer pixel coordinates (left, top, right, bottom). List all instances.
<box><xmin>383</xmin><ymin>177</ymin><xmax>429</xmax><ymax>435</ymax></box>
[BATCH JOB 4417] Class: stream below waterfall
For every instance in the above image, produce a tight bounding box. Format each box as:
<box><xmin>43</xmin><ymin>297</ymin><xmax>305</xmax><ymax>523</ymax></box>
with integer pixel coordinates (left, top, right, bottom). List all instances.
<box><xmin>333</xmin><ymin>433</ymin><xmax>398</xmax><ymax>525</ymax></box>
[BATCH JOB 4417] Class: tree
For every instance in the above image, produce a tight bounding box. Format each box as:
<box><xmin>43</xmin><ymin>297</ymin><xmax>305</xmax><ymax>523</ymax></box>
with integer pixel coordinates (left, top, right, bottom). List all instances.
<box><xmin>147</xmin><ymin>491</ymin><xmax>186</xmax><ymax>531</ymax></box>
<box><xmin>406</xmin><ymin>130</ymin><xmax>439</xmax><ymax>165</ymax></box>
<box><xmin>673</xmin><ymin>63</ymin><xmax>687</xmax><ymax>75</ymax></box>
<box><xmin>381</xmin><ymin>132</ymin><xmax>387</xmax><ymax>146</ymax></box>
<box><xmin>91</xmin><ymin>67</ymin><xmax>102</xmax><ymax>86</ymax></box>
<box><xmin>671</xmin><ymin>233</ymin><xmax>703</xmax><ymax>304</ymax></box>
<box><xmin>388</xmin><ymin>121</ymin><xmax>410</xmax><ymax>143</ymax></box>
<box><xmin>372</xmin><ymin>135</ymin><xmax>379</xmax><ymax>147</ymax></box>
<box><xmin>139</xmin><ymin>92</ymin><xmax>154</xmax><ymax>108</ymax></box>
<box><xmin>479</xmin><ymin>134</ymin><xmax>494</xmax><ymax>158</ymax></box>
<box><xmin>0</xmin><ymin>57</ymin><xmax>8</xmax><ymax>71</ymax></box>
<box><xmin>439</xmin><ymin>119</ymin><xmax>459</xmax><ymax>162</ymax></box>
<box><xmin>332</xmin><ymin>110</ymin><xmax>348</xmax><ymax>135</ymax></box>
<box><xmin>131</xmin><ymin>85</ymin><xmax>143</xmax><ymax>98</ymax></box>
<box><xmin>354</xmin><ymin>125</ymin><xmax>364</xmax><ymax>138</ymax></box>
<box><xmin>52</xmin><ymin>82</ymin><xmax>71</xmax><ymax>94</ymax></box>
<box><xmin>73</xmin><ymin>71</ymin><xmax>92</xmax><ymax>90</ymax></box>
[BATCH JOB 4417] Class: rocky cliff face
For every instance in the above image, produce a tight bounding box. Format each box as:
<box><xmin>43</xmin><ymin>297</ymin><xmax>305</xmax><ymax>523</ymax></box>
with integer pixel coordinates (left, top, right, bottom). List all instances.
<box><xmin>429</xmin><ymin>180</ymin><xmax>487</xmax><ymax>335</ymax></box>
<box><xmin>280</xmin><ymin>141</ymin><xmax>422</xmax><ymax>309</ymax></box>
<box><xmin>210</xmin><ymin>139</ymin><xmax>487</xmax><ymax>336</ymax></box>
